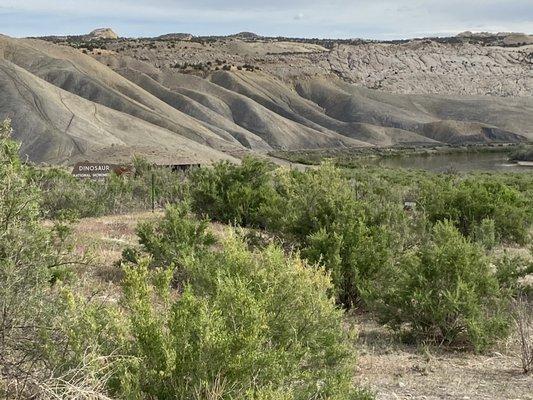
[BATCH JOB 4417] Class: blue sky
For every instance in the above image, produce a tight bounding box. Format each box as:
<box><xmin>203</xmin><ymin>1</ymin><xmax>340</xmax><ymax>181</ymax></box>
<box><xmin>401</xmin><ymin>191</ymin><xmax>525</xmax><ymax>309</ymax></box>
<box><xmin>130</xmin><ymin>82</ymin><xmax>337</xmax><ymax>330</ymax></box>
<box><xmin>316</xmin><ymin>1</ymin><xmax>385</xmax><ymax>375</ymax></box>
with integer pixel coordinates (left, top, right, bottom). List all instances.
<box><xmin>1</xmin><ymin>0</ymin><xmax>532</xmax><ymax>39</ymax></box>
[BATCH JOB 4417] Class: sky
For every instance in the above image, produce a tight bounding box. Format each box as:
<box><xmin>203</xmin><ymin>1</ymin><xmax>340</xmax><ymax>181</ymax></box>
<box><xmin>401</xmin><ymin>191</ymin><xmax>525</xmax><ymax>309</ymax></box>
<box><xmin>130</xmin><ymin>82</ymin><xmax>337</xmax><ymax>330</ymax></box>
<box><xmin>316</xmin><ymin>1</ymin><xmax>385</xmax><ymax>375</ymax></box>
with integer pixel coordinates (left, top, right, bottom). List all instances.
<box><xmin>1</xmin><ymin>0</ymin><xmax>532</xmax><ymax>39</ymax></box>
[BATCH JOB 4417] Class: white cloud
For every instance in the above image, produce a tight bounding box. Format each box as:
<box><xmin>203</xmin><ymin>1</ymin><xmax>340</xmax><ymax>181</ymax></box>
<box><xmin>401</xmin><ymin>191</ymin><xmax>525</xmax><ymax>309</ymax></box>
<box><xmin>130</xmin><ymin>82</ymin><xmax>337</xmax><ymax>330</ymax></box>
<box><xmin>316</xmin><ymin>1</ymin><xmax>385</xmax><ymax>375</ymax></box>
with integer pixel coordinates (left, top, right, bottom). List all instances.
<box><xmin>1</xmin><ymin>0</ymin><xmax>531</xmax><ymax>38</ymax></box>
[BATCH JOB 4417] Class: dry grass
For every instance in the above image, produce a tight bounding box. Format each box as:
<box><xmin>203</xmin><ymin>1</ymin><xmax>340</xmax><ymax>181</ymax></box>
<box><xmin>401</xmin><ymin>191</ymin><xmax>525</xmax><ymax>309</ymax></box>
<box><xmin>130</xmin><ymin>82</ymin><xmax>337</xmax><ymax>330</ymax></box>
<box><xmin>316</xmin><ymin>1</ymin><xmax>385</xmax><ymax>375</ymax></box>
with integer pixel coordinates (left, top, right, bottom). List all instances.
<box><xmin>70</xmin><ymin>211</ymin><xmax>163</xmax><ymax>297</ymax></box>
<box><xmin>512</xmin><ymin>296</ymin><xmax>533</xmax><ymax>374</ymax></box>
<box><xmin>355</xmin><ymin>316</ymin><xmax>533</xmax><ymax>400</ymax></box>
<box><xmin>31</xmin><ymin>354</ymin><xmax>116</xmax><ymax>400</ymax></box>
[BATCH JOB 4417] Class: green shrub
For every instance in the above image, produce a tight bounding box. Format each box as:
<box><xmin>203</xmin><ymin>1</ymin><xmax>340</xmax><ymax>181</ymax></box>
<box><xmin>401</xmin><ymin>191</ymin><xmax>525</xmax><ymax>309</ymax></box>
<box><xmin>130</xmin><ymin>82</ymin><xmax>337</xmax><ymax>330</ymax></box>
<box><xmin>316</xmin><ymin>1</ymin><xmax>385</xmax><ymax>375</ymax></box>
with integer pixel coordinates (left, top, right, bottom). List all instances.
<box><xmin>0</xmin><ymin>120</ymin><xmax>87</xmax><ymax>397</ymax></box>
<box><xmin>363</xmin><ymin>220</ymin><xmax>510</xmax><ymax>351</ymax></box>
<box><xmin>303</xmin><ymin>222</ymin><xmax>393</xmax><ymax>308</ymax></box>
<box><xmin>114</xmin><ymin>217</ymin><xmax>369</xmax><ymax>399</ymax></box>
<box><xmin>189</xmin><ymin>156</ymin><xmax>275</xmax><ymax>227</ymax></box>
<box><xmin>264</xmin><ymin>165</ymin><xmax>362</xmax><ymax>239</ymax></box>
<box><xmin>128</xmin><ymin>202</ymin><xmax>216</xmax><ymax>271</ymax></box>
<box><xmin>264</xmin><ymin>164</ymin><xmax>396</xmax><ymax>308</ymax></box>
<box><xmin>418</xmin><ymin>176</ymin><xmax>532</xmax><ymax>244</ymax></box>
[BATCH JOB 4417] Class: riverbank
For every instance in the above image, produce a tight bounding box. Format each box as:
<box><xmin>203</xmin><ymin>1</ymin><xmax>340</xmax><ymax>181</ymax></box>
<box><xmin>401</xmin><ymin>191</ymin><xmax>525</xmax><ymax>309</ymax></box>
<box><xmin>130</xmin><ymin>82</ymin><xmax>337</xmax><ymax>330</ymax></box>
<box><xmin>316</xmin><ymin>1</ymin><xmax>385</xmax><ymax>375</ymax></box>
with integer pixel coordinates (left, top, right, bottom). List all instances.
<box><xmin>510</xmin><ymin>145</ymin><xmax>533</xmax><ymax>163</ymax></box>
<box><xmin>270</xmin><ymin>143</ymin><xmax>527</xmax><ymax>167</ymax></box>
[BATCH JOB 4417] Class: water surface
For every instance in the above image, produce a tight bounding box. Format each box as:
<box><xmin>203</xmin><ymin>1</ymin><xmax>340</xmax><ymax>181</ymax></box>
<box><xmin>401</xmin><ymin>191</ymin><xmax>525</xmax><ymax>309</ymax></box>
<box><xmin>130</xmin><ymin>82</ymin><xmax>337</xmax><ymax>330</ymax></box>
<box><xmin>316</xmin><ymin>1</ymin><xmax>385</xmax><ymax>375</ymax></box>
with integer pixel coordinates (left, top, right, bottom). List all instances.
<box><xmin>366</xmin><ymin>152</ymin><xmax>532</xmax><ymax>173</ymax></box>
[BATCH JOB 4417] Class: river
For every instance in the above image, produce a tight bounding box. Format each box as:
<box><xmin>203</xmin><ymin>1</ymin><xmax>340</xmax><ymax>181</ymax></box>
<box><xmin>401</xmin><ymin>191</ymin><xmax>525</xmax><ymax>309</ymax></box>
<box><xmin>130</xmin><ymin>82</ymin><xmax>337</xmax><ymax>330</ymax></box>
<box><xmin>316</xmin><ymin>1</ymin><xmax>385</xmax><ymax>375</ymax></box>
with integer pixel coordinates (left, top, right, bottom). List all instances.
<box><xmin>365</xmin><ymin>152</ymin><xmax>532</xmax><ymax>173</ymax></box>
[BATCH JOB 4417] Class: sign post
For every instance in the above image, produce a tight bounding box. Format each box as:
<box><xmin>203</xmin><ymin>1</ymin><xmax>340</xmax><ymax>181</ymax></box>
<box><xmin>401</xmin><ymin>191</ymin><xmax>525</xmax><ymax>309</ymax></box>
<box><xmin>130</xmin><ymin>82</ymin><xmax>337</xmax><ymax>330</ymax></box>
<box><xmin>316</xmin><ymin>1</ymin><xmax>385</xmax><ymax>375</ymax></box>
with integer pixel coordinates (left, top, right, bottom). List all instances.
<box><xmin>151</xmin><ymin>172</ymin><xmax>155</xmax><ymax>213</ymax></box>
<box><xmin>71</xmin><ymin>162</ymin><xmax>132</xmax><ymax>179</ymax></box>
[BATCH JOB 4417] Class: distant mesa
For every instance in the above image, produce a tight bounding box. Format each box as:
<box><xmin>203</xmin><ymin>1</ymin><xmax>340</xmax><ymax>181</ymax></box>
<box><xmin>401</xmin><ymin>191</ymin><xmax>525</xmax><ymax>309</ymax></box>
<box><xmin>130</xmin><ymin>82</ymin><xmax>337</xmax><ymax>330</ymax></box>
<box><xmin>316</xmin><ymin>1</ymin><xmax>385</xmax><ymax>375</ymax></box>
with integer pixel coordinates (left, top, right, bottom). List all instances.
<box><xmin>229</xmin><ymin>32</ymin><xmax>261</xmax><ymax>39</ymax></box>
<box><xmin>87</xmin><ymin>28</ymin><xmax>118</xmax><ymax>40</ymax></box>
<box><xmin>156</xmin><ymin>33</ymin><xmax>194</xmax><ymax>41</ymax></box>
<box><xmin>457</xmin><ymin>31</ymin><xmax>533</xmax><ymax>44</ymax></box>
<box><xmin>456</xmin><ymin>31</ymin><xmax>510</xmax><ymax>38</ymax></box>
<box><xmin>456</xmin><ymin>31</ymin><xmax>494</xmax><ymax>38</ymax></box>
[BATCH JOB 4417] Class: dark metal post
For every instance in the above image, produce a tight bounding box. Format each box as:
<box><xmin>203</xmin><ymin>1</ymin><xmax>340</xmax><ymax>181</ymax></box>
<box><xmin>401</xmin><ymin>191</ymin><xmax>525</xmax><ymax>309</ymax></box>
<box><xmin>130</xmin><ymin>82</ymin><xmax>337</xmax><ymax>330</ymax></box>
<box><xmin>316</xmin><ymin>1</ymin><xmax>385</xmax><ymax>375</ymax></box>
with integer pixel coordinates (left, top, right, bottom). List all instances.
<box><xmin>151</xmin><ymin>172</ymin><xmax>155</xmax><ymax>213</ymax></box>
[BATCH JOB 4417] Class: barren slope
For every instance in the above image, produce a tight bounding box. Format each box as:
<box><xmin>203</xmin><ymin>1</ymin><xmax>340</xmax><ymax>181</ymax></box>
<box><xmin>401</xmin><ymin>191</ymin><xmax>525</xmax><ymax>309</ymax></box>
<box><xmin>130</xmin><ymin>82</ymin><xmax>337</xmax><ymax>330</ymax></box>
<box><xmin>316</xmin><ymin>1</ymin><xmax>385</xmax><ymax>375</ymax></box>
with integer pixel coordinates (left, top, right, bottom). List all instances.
<box><xmin>0</xmin><ymin>57</ymin><xmax>235</xmax><ymax>164</ymax></box>
<box><xmin>99</xmin><ymin>35</ymin><xmax>533</xmax><ymax>97</ymax></box>
<box><xmin>1</xmin><ymin>33</ymin><xmax>532</xmax><ymax>164</ymax></box>
<box><xmin>296</xmin><ymin>78</ymin><xmax>533</xmax><ymax>143</ymax></box>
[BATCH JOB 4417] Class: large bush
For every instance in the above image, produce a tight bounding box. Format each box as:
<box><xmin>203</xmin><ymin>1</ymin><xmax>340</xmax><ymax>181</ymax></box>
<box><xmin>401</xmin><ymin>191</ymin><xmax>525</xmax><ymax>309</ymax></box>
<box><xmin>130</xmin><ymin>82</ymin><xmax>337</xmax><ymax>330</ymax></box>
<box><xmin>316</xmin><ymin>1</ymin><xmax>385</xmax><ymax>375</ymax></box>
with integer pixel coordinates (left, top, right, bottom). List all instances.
<box><xmin>363</xmin><ymin>220</ymin><xmax>510</xmax><ymax>351</ymax></box>
<box><xmin>111</xmin><ymin>207</ymin><xmax>371</xmax><ymax>399</ymax></box>
<box><xmin>418</xmin><ymin>176</ymin><xmax>532</xmax><ymax>244</ymax></box>
<box><xmin>189</xmin><ymin>156</ymin><xmax>275</xmax><ymax>226</ymax></box>
<box><xmin>127</xmin><ymin>202</ymin><xmax>215</xmax><ymax>271</ymax></box>
<box><xmin>264</xmin><ymin>164</ymin><xmax>397</xmax><ymax>308</ymax></box>
<box><xmin>0</xmin><ymin>120</ymin><xmax>88</xmax><ymax>397</ymax></box>
<box><xmin>264</xmin><ymin>165</ymin><xmax>364</xmax><ymax>240</ymax></box>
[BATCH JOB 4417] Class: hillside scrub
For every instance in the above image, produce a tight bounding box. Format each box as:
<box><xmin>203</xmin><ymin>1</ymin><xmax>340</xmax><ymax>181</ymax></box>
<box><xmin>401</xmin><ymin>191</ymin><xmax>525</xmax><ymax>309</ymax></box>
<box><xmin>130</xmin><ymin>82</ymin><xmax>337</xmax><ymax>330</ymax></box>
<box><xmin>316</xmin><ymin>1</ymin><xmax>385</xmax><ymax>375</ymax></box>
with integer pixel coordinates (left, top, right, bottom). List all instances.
<box><xmin>190</xmin><ymin>160</ymin><xmax>532</xmax><ymax>308</ymax></box>
<box><xmin>0</xmin><ymin>120</ymin><xmax>93</xmax><ymax>397</ymax></box>
<box><xmin>363</xmin><ymin>221</ymin><xmax>511</xmax><ymax>351</ymax></box>
<box><xmin>59</xmin><ymin>204</ymin><xmax>373</xmax><ymax>399</ymax></box>
<box><xmin>1</xmin><ymin>120</ymin><xmax>374</xmax><ymax>398</ymax></box>
<box><xmin>189</xmin><ymin>158</ymin><xmax>532</xmax><ymax>348</ymax></box>
<box><xmin>124</xmin><ymin>202</ymin><xmax>216</xmax><ymax>272</ymax></box>
<box><xmin>3</xmin><ymin>110</ymin><xmax>533</xmax><ymax>399</ymax></box>
<box><xmin>190</xmin><ymin>161</ymin><xmax>415</xmax><ymax>307</ymax></box>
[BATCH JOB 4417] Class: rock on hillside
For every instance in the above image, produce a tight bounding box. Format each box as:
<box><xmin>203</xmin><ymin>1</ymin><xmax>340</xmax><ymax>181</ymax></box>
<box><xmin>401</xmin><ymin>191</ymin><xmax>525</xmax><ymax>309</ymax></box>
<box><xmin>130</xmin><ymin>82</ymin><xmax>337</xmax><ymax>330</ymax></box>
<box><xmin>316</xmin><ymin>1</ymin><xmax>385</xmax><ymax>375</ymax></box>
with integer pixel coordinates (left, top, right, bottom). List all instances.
<box><xmin>324</xmin><ymin>40</ymin><xmax>533</xmax><ymax>96</ymax></box>
<box><xmin>88</xmin><ymin>28</ymin><xmax>118</xmax><ymax>40</ymax></box>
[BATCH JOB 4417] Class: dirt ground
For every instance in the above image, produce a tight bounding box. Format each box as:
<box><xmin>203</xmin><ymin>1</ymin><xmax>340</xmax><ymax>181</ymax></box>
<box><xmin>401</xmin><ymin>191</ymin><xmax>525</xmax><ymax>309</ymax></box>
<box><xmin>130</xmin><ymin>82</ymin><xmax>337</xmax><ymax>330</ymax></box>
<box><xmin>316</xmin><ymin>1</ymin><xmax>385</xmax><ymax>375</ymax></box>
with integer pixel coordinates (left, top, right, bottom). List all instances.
<box><xmin>355</xmin><ymin>317</ymin><xmax>532</xmax><ymax>400</ymax></box>
<box><xmin>73</xmin><ymin>212</ymin><xmax>533</xmax><ymax>400</ymax></box>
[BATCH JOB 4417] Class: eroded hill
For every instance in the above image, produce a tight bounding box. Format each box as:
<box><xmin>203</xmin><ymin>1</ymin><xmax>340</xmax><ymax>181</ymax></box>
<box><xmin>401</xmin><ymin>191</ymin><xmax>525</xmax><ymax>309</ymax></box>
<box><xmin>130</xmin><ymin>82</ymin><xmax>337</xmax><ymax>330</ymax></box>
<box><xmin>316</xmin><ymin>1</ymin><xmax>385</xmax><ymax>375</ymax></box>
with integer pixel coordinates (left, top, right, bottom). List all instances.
<box><xmin>0</xmin><ymin>31</ymin><xmax>532</xmax><ymax>164</ymax></box>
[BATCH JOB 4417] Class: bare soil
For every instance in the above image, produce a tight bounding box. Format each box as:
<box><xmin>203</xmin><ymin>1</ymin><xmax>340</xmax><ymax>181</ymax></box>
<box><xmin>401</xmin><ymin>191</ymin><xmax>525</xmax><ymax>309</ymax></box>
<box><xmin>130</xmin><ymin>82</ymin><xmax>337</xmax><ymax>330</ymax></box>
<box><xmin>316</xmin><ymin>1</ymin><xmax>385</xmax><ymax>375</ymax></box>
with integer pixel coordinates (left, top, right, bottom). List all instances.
<box><xmin>355</xmin><ymin>317</ymin><xmax>533</xmax><ymax>400</ymax></box>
